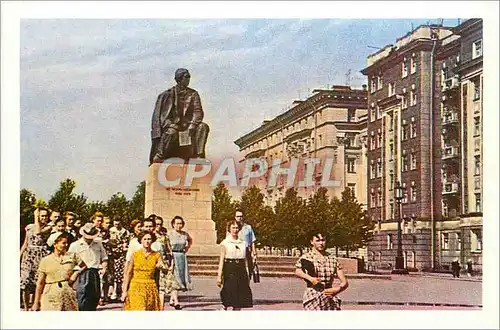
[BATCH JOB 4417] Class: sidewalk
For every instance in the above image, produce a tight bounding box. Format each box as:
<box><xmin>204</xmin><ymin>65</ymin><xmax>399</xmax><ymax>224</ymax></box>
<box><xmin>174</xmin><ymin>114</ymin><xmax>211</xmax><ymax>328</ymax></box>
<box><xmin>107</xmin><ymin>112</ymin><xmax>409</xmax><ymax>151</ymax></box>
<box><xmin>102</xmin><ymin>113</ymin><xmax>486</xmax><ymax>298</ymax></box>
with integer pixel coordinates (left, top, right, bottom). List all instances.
<box><xmin>372</xmin><ymin>270</ymin><xmax>482</xmax><ymax>282</ymax></box>
<box><xmin>98</xmin><ymin>275</ymin><xmax>482</xmax><ymax>311</ymax></box>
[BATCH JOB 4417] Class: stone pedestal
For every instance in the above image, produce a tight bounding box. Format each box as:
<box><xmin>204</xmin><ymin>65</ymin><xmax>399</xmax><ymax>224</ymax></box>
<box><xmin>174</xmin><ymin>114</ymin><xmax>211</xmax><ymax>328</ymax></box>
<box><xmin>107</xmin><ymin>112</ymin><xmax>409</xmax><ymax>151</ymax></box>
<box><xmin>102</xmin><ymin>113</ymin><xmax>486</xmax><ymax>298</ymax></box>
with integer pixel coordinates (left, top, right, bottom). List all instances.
<box><xmin>145</xmin><ymin>162</ymin><xmax>219</xmax><ymax>256</ymax></box>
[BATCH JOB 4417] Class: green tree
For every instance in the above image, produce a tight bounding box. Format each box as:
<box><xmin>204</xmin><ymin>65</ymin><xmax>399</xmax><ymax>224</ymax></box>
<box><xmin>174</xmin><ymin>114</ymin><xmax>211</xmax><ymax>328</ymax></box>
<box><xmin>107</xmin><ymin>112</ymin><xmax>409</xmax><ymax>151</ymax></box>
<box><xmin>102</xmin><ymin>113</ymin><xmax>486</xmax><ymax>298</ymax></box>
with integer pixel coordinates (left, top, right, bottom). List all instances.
<box><xmin>212</xmin><ymin>182</ymin><xmax>237</xmax><ymax>243</ymax></box>
<box><xmin>82</xmin><ymin>201</ymin><xmax>107</xmax><ymax>223</ymax></box>
<box><xmin>337</xmin><ymin>188</ymin><xmax>375</xmax><ymax>256</ymax></box>
<box><xmin>274</xmin><ymin>188</ymin><xmax>306</xmax><ymax>249</ymax></box>
<box><xmin>238</xmin><ymin>186</ymin><xmax>276</xmax><ymax>247</ymax></box>
<box><xmin>48</xmin><ymin>178</ymin><xmax>88</xmax><ymax>216</ymax></box>
<box><xmin>106</xmin><ymin>192</ymin><xmax>130</xmax><ymax>220</ymax></box>
<box><xmin>20</xmin><ymin>189</ymin><xmax>37</xmax><ymax>245</ymax></box>
<box><xmin>305</xmin><ymin>187</ymin><xmax>337</xmax><ymax>249</ymax></box>
<box><xmin>129</xmin><ymin>181</ymin><xmax>146</xmax><ymax>220</ymax></box>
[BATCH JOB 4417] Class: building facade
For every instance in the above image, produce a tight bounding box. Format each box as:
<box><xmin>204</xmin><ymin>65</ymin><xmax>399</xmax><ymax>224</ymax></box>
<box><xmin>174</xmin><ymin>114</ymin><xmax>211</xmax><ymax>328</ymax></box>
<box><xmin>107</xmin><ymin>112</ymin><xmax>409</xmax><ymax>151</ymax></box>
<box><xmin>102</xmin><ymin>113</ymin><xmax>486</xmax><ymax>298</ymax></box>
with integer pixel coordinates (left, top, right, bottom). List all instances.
<box><xmin>234</xmin><ymin>86</ymin><xmax>368</xmax><ymax>208</ymax></box>
<box><xmin>361</xmin><ymin>20</ymin><xmax>483</xmax><ymax>272</ymax></box>
<box><xmin>453</xmin><ymin>19</ymin><xmax>483</xmax><ymax>270</ymax></box>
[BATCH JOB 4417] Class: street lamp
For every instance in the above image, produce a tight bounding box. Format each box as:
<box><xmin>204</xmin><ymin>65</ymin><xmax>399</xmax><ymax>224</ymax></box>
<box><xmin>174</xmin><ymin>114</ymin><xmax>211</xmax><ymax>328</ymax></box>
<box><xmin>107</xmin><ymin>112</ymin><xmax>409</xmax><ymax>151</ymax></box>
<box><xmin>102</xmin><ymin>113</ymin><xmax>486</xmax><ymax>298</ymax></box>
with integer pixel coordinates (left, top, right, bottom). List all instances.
<box><xmin>392</xmin><ymin>181</ymin><xmax>409</xmax><ymax>274</ymax></box>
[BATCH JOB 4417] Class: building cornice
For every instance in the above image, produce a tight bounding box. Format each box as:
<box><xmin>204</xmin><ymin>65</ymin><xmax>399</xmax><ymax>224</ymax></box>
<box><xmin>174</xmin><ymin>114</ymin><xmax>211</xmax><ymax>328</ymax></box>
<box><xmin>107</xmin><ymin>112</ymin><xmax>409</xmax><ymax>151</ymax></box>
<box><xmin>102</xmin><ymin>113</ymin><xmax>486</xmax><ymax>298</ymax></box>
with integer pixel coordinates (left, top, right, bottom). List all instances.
<box><xmin>361</xmin><ymin>39</ymin><xmax>435</xmax><ymax>76</ymax></box>
<box><xmin>454</xmin><ymin>18</ymin><xmax>482</xmax><ymax>35</ymax></box>
<box><xmin>377</xmin><ymin>94</ymin><xmax>401</xmax><ymax>109</ymax></box>
<box><xmin>456</xmin><ymin>56</ymin><xmax>483</xmax><ymax>74</ymax></box>
<box><xmin>234</xmin><ymin>88</ymin><xmax>367</xmax><ymax>149</ymax></box>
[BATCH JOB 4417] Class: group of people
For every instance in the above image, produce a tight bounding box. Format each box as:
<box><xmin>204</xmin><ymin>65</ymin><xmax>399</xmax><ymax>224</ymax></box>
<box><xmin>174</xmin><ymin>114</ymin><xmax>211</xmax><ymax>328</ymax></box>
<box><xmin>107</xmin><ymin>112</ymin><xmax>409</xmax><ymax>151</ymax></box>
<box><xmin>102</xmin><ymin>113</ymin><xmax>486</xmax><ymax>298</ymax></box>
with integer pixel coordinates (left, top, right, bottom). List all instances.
<box><xmin>20</xmin><ymin>209</ymin><xmax>192</xmax><ymax>311</ymax></box>
<box><xmin>20</xmin><ymin>207</ymin><xmax>349</xmax><ymax>311</ymax></box>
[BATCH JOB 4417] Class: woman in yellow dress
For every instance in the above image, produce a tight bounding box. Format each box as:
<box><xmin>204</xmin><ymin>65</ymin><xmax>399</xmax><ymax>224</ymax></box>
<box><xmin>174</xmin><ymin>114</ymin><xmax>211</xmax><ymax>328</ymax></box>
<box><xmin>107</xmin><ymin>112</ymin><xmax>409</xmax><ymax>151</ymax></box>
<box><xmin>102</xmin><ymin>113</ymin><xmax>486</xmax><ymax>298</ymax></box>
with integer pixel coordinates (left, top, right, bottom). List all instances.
<box><xmin>31</xmin><ymin>232</ymin><xmax>86</xmax><ymax>311</ymax></box>
<box><xmin>121</xmin><ymin>231</ymin><xmax>165</xmax><ymax>311</ymax></box>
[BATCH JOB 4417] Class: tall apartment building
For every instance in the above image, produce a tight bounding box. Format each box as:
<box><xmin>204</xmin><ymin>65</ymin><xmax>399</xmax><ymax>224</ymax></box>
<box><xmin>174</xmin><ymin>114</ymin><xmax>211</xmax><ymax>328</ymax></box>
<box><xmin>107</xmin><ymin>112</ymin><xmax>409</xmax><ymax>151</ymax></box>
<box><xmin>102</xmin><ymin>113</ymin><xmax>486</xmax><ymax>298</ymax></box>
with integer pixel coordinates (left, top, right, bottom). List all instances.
<box><xmin>361</xmin><ymin>20</ymin><xmax>483</xmax><ymax>272</ymax></box>
<box><xmin>437</xmin><ymin>19</ymin><xmax>483</xmax><ymax>270</ymax></box>
<box><xmin>234</xmin><ymin>86</ymin><xmax>368</xmax><ymax>208</ymax></box>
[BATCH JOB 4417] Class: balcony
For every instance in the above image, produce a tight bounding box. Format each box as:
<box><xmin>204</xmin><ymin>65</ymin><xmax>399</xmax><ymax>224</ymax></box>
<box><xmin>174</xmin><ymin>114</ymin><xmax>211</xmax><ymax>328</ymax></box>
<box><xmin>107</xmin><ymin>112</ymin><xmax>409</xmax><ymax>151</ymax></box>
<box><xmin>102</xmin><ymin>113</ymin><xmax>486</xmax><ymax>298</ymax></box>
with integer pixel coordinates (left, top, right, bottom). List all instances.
<box><xmin>442</xmin><ymin>112</ymin><xmax>459</xmax><ymax>126</ymax></box>
<box><xmin>442</xmin><ymin>146</ymin><xmax>459</xmax><ymax>160</ymax></box>
<box><xmin>442</xmin><ymin>182</ymin><xmax>459</xmax><ymax>195</ymax></box>
<box><xmin>441</xmin><ymin>76</ymin><xmax>460</xmax><ymax>92</ymax></box>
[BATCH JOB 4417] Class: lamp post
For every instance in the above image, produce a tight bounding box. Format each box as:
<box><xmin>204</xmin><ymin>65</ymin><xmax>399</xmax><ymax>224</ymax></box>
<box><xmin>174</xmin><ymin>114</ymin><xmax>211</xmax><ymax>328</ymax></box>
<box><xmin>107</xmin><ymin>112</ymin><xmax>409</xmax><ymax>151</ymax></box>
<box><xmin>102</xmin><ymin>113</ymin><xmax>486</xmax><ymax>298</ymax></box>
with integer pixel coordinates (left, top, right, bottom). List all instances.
<box><xmin>392</xmin><ymin>180</ymin><xmax>409</xmax><ymax>274</ymax></box>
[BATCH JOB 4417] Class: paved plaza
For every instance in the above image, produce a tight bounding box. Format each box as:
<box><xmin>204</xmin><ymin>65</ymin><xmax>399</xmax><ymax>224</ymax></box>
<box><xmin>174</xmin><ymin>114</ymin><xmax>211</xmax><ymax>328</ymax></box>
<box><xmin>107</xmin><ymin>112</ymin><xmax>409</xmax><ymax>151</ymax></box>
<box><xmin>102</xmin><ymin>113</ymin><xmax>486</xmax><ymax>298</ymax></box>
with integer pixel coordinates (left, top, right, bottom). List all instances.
<box><xmin>98</xmin><ymin>275</ymin><xmax>482</xmax><ymax>311</ymax></box>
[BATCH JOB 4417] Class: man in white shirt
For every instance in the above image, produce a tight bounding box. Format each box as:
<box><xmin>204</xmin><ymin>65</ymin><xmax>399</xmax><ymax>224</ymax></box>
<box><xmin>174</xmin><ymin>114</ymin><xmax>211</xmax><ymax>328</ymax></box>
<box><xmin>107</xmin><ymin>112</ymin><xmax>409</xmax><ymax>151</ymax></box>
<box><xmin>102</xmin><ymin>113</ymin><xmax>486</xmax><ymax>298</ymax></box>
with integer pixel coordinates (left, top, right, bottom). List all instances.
<box><xmin>229</xmin><ymin>210</ymin><xmax>257</xmax><ymax>280</ymax></box>
<box><xmin>68</xmin><ymin>223</ymin><xmax>108</xmax><ymax>311</ymax></box>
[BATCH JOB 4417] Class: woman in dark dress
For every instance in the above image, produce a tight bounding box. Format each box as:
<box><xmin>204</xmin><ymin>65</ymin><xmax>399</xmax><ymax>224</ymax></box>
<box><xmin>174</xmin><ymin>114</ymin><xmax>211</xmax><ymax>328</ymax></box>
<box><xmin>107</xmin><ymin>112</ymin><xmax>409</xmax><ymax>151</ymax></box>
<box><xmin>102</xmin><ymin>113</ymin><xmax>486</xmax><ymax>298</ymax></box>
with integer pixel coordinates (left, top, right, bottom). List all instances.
<box><xmin>216</xmin><ymin>220</ymin><xmax>253</xmax><ymax>310</ymax></box>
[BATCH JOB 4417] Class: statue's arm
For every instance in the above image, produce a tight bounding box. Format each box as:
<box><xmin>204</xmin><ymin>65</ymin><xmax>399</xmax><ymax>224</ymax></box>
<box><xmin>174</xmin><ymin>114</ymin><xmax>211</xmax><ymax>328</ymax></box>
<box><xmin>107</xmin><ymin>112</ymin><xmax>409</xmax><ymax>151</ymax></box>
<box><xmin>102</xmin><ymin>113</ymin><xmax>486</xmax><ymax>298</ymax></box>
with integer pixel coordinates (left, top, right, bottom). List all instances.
<box><xmin>190</xmin><ymin>91</ymin><xmax>204</xmax><ymax>126</ymax></box>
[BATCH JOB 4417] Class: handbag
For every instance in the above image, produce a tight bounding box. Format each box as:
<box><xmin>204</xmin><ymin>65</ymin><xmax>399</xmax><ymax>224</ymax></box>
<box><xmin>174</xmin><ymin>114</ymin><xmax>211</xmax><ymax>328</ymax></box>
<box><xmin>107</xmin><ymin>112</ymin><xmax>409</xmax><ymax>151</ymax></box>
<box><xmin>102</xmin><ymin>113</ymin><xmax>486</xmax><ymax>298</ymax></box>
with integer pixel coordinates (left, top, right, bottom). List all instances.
<box><xmin>252</xmin><ymin>262</ymin><xmax>260</xmax><ymax>283</ymax></box>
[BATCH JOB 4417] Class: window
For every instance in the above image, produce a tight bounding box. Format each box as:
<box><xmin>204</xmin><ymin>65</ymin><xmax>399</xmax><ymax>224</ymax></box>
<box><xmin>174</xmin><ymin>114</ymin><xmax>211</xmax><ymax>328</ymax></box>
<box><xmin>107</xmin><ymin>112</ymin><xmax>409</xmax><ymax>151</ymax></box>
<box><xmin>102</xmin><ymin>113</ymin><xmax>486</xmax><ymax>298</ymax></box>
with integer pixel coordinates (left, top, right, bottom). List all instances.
<box><xmin>411</xmin><ymin>120</ymin><xmax>417</xmax><ymax>138</ymax></box>
<box><xmin>411</xmin><ymin>183</ymin><xmax>417</xmax><ymax>202</ymax></box>
<box><xmin>402</xmin><ymin>183</ymin><xmax>408</xmax><ymax>203</ymax></box>
<box><xmin>389</xmin><ymin>172</ymin><xmax>394</xmax><ymax>190</ymax></box>
<box><xmin>370</xmin><ymin>192</ymin><xmax>376</xmax><ymax>207</ymax></box>
<box><xmin>402</xmin><ymin>124</ymin><xmax>409</xmax><ymax>140</ymax></box>
<box><xmin>377</xmin><ymin>132</ymin><xmax>382</xmax><ymax>148</ymax></box>
<box><xmin>347</xmin><ymin>158</ymin><xmax>356</xmax><ymax>173</ymax></box>
<box><xmin>441</xmin><ymin>67</ymin><xmax>450</xmax><ymax>84</ymax></box>
<box><xmin>377</xmin><ymin>76</ymin><xmax>384</xmax><ymax>90</ymax></box>
<box><xmin>456</xmin><ymin>233</ymin><xmax>462</xmax><ymax>251</ymax></box>
<box><xmin>371</xmin><ymin>77</ymin><xmax>377</xmax><ymax>93</ymax></box>
<box><xmin>370</xmin><ymin>136</ymin><xmax>376</xmax><ymax>150</ymax></box>
<box><xmin>410</xmin><ymin>91</ymin><xmax>417</xmax><ymax>106</ymax></box>
<box><xmin>402</xmin><ymin>95</ymin><xmax>408</xmax><ymax>109</ymax></box>
<box><xmin>348</xmin><ymin>183</ymin><xmax>356</xmax><ymax>197</ymax></box>
<box><xmin>474</xmin><ymin>177</ymin><xmax>481</xmax><ymax>190</ymax></box>
<box><xmin>389</xmin><ymin>143</ymin><xmax>394</xmax><ymax>161</ymax></box>
<box><xmin>402</xmin><ymin>154</ymin><xmax>409</xmax><ymax>172</ymax></box>
<box><xmin>475</xmin><ymin>156</ymin><xmax>481</xmax><ymax>175</ymax></box>
<box><xmin>389</xmin><ymin>82</ymin><xmax>396</xmax><ymax>96</ymax></box>
<box><xmin>377</xmin><ymin>191</ymin><xmax>382</xmax><ymax>207</ymax></box>
<box><xmin>473</xmin><ymin>79</ymin><xmax>481</xmax><ymax>100</ymax></box>
<box><xmin>377</xmin><ymin>159</ymin><xmax>383</xmax><ymax>178</ymax></box>
<box><xmin>443</xmin><ymin>200</ymin><xmax>449</xmax><ymax>217</ymax></box>
<box><xmin>410</xmin><ymin>152</ymin><xmax>417</xmax><ymax>170</ymax></box>
<box><xmin>402</xmin><ymin>59</ymin><xmax>409</xmax><ymax>78</ymax></box>
<box><xmin>347</xmin><ymin>108</ymin><xmax>356</xmax><ymax>122</ymax></box>
<box><xmin>472</xmin><ymin>39</ymin><xmax>482</xmax><ymax>59</ymax></box>
<box><xmin>474</xmin><ymin>138</ymin><xmax>480</xmax><ymax>153</ymax></box>
<box><xmin>474</xmin><ymin>117</ymin><xmax>480</xmax><ymax>136</ymax></box>
<box><xmin>441</xmin><ymin>233</ymin><xmax>449</xmax><ymax>250</ymax></box>
<box><xmin>388</xmin><ymin>115</ymin><xmax>394</xmax><ymax>131</ymax></box>
<box><xmin>370</xmin><ymin>164</ymin><xmax>376</xmax><ymax>179</ymax></box>
<box><xmin>387</xmin><ymin>234</ymin><xmax>393</xmax><ymax>250</ymax></box>
<box><xmin>410</xmin><ymin>56</ymin><xmax>417</xmax><ymax>74</ymax></box>
<box><xmin>475</xmin><ymin>193</ymin><xmax>482</xmax><ymax>212</ymax></box>
<box><xmin>390</xmin><ymin>202</ymin><xmax>394</xmax><ymax>219</ymax></box>
<box><xmin>370</xmin><ymin>107</ymin><xmax>376</xmax><ymax>122</ymax></box>
<box><xmin>471</xmin><ymin>229</ymin><xmax>482</xmax><ymax>251</ymax></box>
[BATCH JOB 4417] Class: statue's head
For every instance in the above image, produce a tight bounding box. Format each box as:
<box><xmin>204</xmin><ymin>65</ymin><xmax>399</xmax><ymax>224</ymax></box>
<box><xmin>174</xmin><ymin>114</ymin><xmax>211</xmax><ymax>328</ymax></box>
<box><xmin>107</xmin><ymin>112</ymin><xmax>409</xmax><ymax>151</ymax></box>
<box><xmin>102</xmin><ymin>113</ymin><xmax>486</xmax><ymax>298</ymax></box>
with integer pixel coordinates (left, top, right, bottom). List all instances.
<box><xmin>174</xmin><ymin>68</ymin><xmax>190</xmax><ymax>87</ymax></box>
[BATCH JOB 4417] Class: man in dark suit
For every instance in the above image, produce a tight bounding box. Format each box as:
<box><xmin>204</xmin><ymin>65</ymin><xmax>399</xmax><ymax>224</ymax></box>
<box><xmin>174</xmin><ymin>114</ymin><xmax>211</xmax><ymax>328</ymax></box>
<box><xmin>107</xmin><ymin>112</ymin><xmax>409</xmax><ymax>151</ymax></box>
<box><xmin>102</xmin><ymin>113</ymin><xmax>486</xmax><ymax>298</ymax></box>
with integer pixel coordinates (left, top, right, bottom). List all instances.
<box><xmin>150</xmin><ymin>68</ymin><xmax>210</xmax><ymax>164</ymax></box>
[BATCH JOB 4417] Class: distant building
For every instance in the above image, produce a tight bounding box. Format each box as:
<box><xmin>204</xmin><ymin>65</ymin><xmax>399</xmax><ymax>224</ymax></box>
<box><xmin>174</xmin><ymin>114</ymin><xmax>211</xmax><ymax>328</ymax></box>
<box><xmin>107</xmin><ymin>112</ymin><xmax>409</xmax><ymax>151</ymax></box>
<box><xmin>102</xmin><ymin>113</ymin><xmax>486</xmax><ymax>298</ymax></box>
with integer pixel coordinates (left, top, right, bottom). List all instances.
<box><xmin>234</xmin><ymin>86</ymin><xmax>368</xmax><ymax>208</ymax></box>
<box><xmin>361</xmin><ymin>19</ymin><xmax>483</xmax><ymax>272</ymax></box>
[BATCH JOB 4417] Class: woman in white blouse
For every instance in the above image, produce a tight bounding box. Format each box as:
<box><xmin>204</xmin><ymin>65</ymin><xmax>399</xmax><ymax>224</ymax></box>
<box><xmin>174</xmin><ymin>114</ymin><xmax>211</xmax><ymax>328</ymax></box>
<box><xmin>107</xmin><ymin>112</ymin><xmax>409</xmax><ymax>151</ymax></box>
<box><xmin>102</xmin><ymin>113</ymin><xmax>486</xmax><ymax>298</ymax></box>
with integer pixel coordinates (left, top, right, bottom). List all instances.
<box><xmin>216</xmin><ymin>220</ymin><xmax>253</xmax><ymax>310</ymax></box>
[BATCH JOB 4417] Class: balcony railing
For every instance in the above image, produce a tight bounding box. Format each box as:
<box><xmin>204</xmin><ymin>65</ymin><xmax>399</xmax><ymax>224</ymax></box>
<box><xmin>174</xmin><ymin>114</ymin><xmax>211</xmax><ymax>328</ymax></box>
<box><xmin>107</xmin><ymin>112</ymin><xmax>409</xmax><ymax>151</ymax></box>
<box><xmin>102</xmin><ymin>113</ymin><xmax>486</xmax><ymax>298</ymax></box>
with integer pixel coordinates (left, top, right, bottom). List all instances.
<box><xmin>442</xmin><ymin>146</ymin><xmax>459</xmax><ymax>160</ymax></box>
<box><xmin>441</xmin><ymin>76</ymin><xmax>460</xmax><ymax>92</ymax></box>
<box><xmin>442</xmin><ymin>112</ymin><xmax>459</xmax><ymax>126</ymax></box>
<box><xmin>442</xmin><ymin>182</ymin><xmax>459</xmax><ymax>195</ymax></box>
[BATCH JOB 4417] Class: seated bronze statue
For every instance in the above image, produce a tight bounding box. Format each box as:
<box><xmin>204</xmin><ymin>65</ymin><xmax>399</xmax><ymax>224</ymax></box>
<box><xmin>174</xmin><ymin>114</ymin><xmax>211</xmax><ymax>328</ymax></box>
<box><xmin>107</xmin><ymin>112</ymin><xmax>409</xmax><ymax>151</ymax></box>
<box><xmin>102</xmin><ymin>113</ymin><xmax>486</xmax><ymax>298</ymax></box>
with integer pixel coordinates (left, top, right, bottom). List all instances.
<box><xmin>150</xmin><ymin>68</ymin><xmax>209</xmax><ymax>164</ymax></box>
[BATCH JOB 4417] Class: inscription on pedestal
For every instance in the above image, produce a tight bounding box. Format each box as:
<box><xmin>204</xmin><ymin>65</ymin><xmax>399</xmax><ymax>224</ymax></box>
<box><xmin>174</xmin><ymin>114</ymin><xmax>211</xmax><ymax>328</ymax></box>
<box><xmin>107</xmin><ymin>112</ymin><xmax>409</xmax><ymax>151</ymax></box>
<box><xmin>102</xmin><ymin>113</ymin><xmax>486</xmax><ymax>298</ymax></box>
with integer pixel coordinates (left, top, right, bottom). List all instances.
<box><xmin>145</xmin><ymin>163</ymin><xmax>219</xmax><ymax>256</ymax></box>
